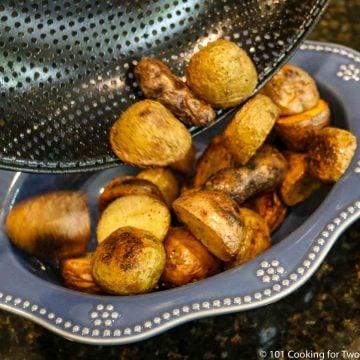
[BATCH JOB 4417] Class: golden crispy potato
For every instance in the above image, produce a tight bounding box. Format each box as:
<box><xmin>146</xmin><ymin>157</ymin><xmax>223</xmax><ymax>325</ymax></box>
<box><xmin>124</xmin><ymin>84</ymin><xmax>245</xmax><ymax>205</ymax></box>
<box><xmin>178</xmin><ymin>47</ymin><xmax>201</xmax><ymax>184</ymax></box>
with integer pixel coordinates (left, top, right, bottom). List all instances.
<box><xmin>245</xmin><ymin>192</ymin><xmax>287</xmax><ymax>232</ymax></box>
<box><xmin>135</xmin><ymin>57</ymin><xmax>216</xmax><ymax>127</ymax></box>
<box><xmin>173</xmin><ymin>190</ymin><xmax>245</xmax><ymax>261</ymax></box>
<box><xmin>261</xmin><ymin>64</ymin><xmax>320</xmax><ymax>115</ymax></box>
<box><xmin>308</xmin><ymin>127</ymin><xmax>357</xmax><ymax>183</ymax></box>
<box><xmin>60</xmin><ymin>252</ymin><xmax>102</xmax><ymax>294</ymax></box>
<box><xmin>186</xmin><ymin>39</ymin><xmax>258</xmax><ymax>108</ymax></box>
<box><xmin>194</xmin><ymin>135</ymin><xmax>235</xmax><ymax>187</ymax></box>
<box><xmin>226</xmin><ymin>208</ymin><xmax>271</xmax><ymax>268</ymax></box>
<box><xmin>5</xmin><ymin>191</ymin><xmax>90</xmax><ymax>260</ymax></box>
<box><xmin>169</xmin><ymin>144</ymin><xmax>196</xmax><ymax>175</ymax></box>
<box><xmin>99</xmin><ymin>176</ymin><xmax>165</xmax><ymax>211</ymax></box>
<box><xmin>97</xmin><ymin>194</ymin><xmax>171</xmax><ymax>243</ymax></box>
<box><xmin>223</xmin><ymin>94</ymin><xmax>280</xmax><ymax>165</ymax></box>
<box><xmin>280</xmin><ymin>152</ymin><xmax>321</xmax><ymax>206</ymax></box>
<box><xmin>110</xmin><ymin>100</ymin><xmax>192</xmax><ymax>167</ymax></box>
<box><xmin>204</xmin><ymin>145</ymin><xmax>287</xmax><ymax>204</ymax></box>
<box><xmin>161</xmin><ymin>227</ymin><xmax>221</xmax><ymax>287</ymax></box>
<box><xmin>275</xmin><ymin>99</ymin><xmax>331</xmax><ymax>151</ymax></box>
<box><xmin>137</xmin><ymin>168</ymin><xmax>179</xmax><ymax>206</ymax></box>
<box><xmin>92</xmin><ymin>227</ymin><xmax>165</xmax><ymax>295</ymax></box>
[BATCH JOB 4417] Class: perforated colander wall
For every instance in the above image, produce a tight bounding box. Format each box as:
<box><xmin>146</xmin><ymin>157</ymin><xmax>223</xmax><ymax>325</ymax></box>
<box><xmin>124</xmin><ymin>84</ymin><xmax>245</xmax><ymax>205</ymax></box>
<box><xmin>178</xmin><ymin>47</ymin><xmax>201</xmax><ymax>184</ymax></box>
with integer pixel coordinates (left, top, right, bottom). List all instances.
<box><xmin>0</xmin><ymin>0</ymin><xmax>328</xmax><ymax>172</ymax></box>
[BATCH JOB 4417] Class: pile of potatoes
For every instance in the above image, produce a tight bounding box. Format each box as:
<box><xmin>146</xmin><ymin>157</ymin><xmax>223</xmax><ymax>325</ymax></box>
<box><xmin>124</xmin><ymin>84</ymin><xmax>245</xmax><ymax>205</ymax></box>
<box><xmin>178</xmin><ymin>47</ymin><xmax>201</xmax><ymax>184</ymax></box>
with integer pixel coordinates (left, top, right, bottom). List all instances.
<box><xmin>5</xmin><ymin>39</ymin><xmax>357</xmax><ymax>296</ymax></box>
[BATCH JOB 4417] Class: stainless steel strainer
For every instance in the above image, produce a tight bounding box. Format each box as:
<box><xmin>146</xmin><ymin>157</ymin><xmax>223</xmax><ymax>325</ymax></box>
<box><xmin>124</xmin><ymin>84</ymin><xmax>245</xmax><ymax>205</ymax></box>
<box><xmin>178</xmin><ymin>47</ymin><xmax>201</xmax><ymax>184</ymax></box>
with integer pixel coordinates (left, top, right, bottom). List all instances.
<box><xmin>0</xmin><ymin>0</ymin><xmax>328</xmax><ymax>173</ymax></box>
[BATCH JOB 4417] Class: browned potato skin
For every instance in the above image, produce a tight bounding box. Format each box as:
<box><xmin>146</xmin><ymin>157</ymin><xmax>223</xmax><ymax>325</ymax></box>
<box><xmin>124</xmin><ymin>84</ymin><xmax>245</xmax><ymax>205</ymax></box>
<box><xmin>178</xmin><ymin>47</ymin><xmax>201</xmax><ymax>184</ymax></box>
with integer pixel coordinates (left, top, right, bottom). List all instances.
<box><xmin>92</xmin><ymin>227</ymin><xmax>166</xmax><ymax>295</ymax></box>
<box><xmin>60</xmin><ymin>253</ymin><xmax>102</xmax><ymax>294</ymax></box>
<box><xmin>173</xmin><ymin>190</ymin><xmax>245</xmax><ymax>261</ymax></box>
<box><xmin>275</xmin><ymin>99</ymin><xmax>331</xmax><ymax>151</ymax></box>
<box><xmin>187</xmin><ymin>39</ymin><xmax>258</xmax><ymax>108</ymax></box>
<box><xmin>134</xmin><ymin>58</ymin><xmax>216</xmax><ymax>127</ymax></box>
<box><xmin>137</xmin><ymin>168</ymin><xmax>179</xmax><ymax>206</ymax></box>
<box><xmin>99</xmin><ymin>176</ymin><xmax>165</xmax><ymax>211</ymax></box>
<box><xmin>261</xmin><ymin>64</ymin><xmax>320</xmax><ymax>116</ymax></box>
<box><xmin>308</xmin><ymin>127</ymin><xmax>357</xmax><ymax>183</ymax></box>
<box><xmin>280</xmin><ymin>152</ymin><xmax>321</xmax><ymax>206</ymax></box>
<box><xmin>204</xmin><ymin>145</ymin><xmax>287</xmax><ymax>204</ymax></box>
<box><xmin>110</xmin><ymin>100</ymin><xmax>192</xmax><ymax>167</ymax></box>
<box><xmin>226</xmin><ymin>208</ymin><xmax>271</xmax><ymax>269</ymax></box>
<box><xmin>170</xmin><ymin>144</ymin><xmax>196</xmax><ymax>175</ymax></box>
<box><xmin>5</xmin><ymin>191</ymin><xmax>90</xmax><ymax>260</ymax></box>
<box><xmin>161</xmin><ymin>227</ymin><xmax>221</xmax><ymax>287</ymax></box>
<box><xmin>194</xmin><ymin>135</ymin><xmax>235</xmax><ymax>188</ymax></box>
<box><xmin>223</xmin><ymin>94</ymin><xmax>280</xmax><ymax>165</ymax></box>
<box><xmin>245</xmin><ymin>192</ymin><xmax>287</xmax><ymax>232</ymax></box>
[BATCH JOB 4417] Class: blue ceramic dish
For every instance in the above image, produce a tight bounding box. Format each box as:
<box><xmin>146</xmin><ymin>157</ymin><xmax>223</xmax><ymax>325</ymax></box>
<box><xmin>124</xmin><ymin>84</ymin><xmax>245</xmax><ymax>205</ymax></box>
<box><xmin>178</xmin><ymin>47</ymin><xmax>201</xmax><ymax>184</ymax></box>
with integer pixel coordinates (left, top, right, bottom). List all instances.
<box><xmin>0</xmin><ymin>41</ymin><xmax>359</xmax><ymax>345</ymax></box>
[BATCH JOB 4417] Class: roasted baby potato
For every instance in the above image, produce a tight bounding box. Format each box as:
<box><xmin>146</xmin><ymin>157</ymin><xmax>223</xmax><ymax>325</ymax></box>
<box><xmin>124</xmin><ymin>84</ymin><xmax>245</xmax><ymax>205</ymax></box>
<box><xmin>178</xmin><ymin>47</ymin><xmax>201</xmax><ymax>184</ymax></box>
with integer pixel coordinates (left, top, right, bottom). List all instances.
<box><xmin>245</xmin><ymin>192</ymin><xmax>287</xmax><ymax>232</ymax></box>
<box><xmin>60</xmin><ymin>252</ymin><xmax>102</xmax><ymax>294</ymax></box>
<box><xmin>194</xmin><ymin>135</ymin><xmax>235</xmax><ymax>188</ymax></box>
<box><xmin>173</xmin><ymin>190</ymin><xmax>245</xmax><ymax>261</ymax></box>
<box><xmin>261</xmin><ymin>64</ymin><xmax>320</xmax><ymax>116</ymax></box>
<box><xmin>226</xmin><ymin>208</ymin><xmax>271</xmax><ymax>269</ymax></box>
<box><xmin>97</xmin><ymin>194</ymin><xmax>171</xmax><ymax>243</ymax></box>
<box><xmin>99</xmin><ymin>176</ymin><xmax>165</xmax><ymax>211</ymax></box>
<box><xmin>135</xmin><ymin>57</ymin><xmax>216</xmax><ymax>127</ymax></box>
<box><xmin>308</xmin><ymin>127</ymin><xmax>357</xmax><ymax>183</ymax></box>
<box><xmin>223</xmin><ymin>94</ymin><xmax>280</xmax><ymax>165</ymax></box>
<box><xmin>187</xmin><ymin>39</ymin><xmax>258</xmax><ymax>108</ymax></box>
<box><xmin>204</xmin><ymin>145</ymin><xmax>287</xmax><ymax>204</ymax></box>
<box><xmin>280</xmin><ymin>152</ymin><xmax>321</xmax><ymax>206</ymax></box>
<box><xmin>169</xmin><ymin>144</ymin><xmax>196</xmax><ymax>175</ymax></box>
<box><xmin>161</xmin><ymin>227</ymin><xmax>221</xmax><ymax>287</ymax></box>
<box><xmin>137</xmin><ymin>168</ymin><xmax>179</xmax><ymax>206</ymax></box>
<box><xmin>5</xmin><ymin>191</ymin><xmax>90</xmax><ymax>260</ymax></box>
<box><xmin>92</xmin><ymin>227</ymin><xmax>166</xmax><ymax>295</ymax></box>
<box><xmin>110</xmin><ymin>100</ymin><xmax>192</xmax><ymax>167</ymax></box>
<box><xmin>275</xmin><ymin>99</ymin><xmax>331</xmax><ymax>151</ymax></box>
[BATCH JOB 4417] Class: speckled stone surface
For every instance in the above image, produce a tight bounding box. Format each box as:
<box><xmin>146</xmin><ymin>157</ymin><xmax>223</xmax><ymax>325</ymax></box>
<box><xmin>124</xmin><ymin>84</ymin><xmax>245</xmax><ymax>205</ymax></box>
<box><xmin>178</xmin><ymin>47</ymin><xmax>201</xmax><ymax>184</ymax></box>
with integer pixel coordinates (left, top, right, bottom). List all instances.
<box><xmin>0</xmin><ymin>1</ymin><xmax>359</xmax><ymax>359</ymax></box>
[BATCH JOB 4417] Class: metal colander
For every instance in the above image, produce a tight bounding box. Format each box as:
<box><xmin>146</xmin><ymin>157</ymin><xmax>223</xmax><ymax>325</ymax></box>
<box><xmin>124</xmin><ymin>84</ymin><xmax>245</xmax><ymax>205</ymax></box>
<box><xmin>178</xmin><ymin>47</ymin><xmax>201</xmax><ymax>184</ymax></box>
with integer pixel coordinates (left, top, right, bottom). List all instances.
<box><xmin>0</xmin><ymin>0</ymin><xmax>328</xmax><ymax>173</ymax></box>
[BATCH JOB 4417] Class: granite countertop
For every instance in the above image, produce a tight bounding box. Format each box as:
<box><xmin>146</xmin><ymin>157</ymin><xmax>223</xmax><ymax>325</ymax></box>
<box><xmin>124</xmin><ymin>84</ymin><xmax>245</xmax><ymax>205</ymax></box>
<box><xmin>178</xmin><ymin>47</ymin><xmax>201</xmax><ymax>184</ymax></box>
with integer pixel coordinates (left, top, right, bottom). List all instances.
<box><xmin>0</xmin><ymin>1</ymin><xmax>359</xmax><ymax>359</ymax></box>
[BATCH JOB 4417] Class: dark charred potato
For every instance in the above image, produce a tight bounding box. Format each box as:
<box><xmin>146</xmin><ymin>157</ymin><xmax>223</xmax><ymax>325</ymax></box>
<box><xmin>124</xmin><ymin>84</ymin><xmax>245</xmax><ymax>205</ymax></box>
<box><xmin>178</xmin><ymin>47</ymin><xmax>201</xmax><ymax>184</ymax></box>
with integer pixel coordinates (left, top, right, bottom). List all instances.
<box><xmin>5</xmin><ymin>191</ymin><xmax>90</xmax><ymax>260</ymax></box>
<box><xmin>161</xmin><ymin>227</ymin><xmax>221</xmax><ymax>287</ymax></box>
<box><xmin>204</xmin><ymin>145</ymin><xmax>287</xmax><ymax>204</ymax></box>
<box><xmin>134</xmin><ymin>57</ymin><xmax>216</xmax><ymax>127</ymax></box>
<box><xmin>308</xmin><ymin>127</ymin><xmax>357</xmax><ymax>183</ymax></box>
<box><xmin>169</xmin><ymin>144</ymin><xmax>197</xmax><ymax>175</ymax></box>
<box><xmin>92</xmin><ymin>227</ymin><xmax>166</xmax><ymax>295</ymax></box>
<box><xmin>261</xmin><ymin>64</ymin><xmax>320</xmax><ymax>116</ymax></box>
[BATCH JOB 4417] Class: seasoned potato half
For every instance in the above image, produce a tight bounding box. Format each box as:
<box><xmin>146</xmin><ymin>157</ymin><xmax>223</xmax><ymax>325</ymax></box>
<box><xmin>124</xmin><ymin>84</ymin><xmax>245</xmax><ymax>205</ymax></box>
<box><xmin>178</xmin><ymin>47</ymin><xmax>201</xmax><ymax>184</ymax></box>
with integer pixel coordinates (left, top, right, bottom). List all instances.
<box><xmin>245</xmin><ymin>192</ymin><xmax>287</xmax><ymax>233</ymax></box>
<box><xmin>280</xmin><ymin>153</ymin><xmax>321</xmax><ymax>206</ymax></box>
<box><xmin>194</xmin><ymin>135</ymin><xmax>235</xmax><ymax>188</ymax></box>
<box><xmin>223</xmin><ymin>94</ymin><xmax>280</xmax><ymax>165</ymax></box>
<box><xmin>5</xmin><ymin>191</ymin><xmax>90</xmax><ymax>260</ymax></box>
<box><xmin>275</xmin><ymin>99</ymin><xmax>331</xmax><ymax>151</ymax></box>
<box><xmin>226</xmin><ymin>208</ymin><xmax>271</xmax><ymax>269</ymax></box>
<box><xmin>261</xmin><ymin>64</ymin><xmax>320</xmax><ymax>115</ymax></box>
<box><xmin>173</xmin><ymin>190</ymin><xmax>244</xmax><ymax>261</ymax></box>
<box><xmin>92</xmin><ymin>227</ymin><xmax>165</xmax><ymax>295</ymax></box>
<box><xmin>99</xmin><ymin>175</ymin><xmax>165</xmax><ymax>211</ymax></box>
<box><xmin>60</xmin><ymin>252</ymin><xmax>102</xmax><ymax>294</ymax></box>
<box><xmin>137</xmin><ymin>168</ymin><xmax>179</xmax><ymax>206</ymax></box>
<box><xmin>97</xmin><ymin>194</ymin><xmax>171</xmax><ymax>243</ymax></box>
<box><xmin>187</xmin><ymin>39</ymin><xmax>258</xmax><ymax>108</ymax></box>
<box><xmin>169</xmin><ymin>144</ymin><xmax>196</xmax><ymax>175</ymax></box>
<box><xmin>110</xmin><ymin>100</ymin><xmax>192</xmax><ymax>167</ymax></box>
<box><xmin>308</xmin><ymin>127</ymin><xmax>357</xmax><ymax>183</ymax></box>
<box><xmin>161</xmin><ymin>227</ymin><xmax>221</xmax><ymax>287</ymax></box>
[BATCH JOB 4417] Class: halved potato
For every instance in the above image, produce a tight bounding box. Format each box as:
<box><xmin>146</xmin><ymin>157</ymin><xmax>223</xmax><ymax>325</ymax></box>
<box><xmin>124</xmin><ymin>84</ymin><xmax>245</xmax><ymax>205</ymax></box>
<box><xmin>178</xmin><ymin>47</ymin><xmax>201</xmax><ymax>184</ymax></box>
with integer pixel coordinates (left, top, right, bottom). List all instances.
<box><xmin>169</xmin><ymin>144</ymin><xmax>196</xmax><ymax>175</ymax></box>
<box><xmin>308</xmin><ymin>127</ymin><xmax>357</xmax><ymax>183</ymax></box>
<box><xmin>223</xmin><ymin>94</ymin><xmax>280</xmax><ymax>165</ymax></box>
<box><xmin>97</xmin><ymin>194</ymin><xmax>171</xmax><ymax>243</ymax></box>
<box><xmin>110</xmin><ymin>100</ymin><xmax>192</xmax><ymax>167</ymax></box>
<box><xmin>280</xmin><ymin>152</ymin><xmax>321</xmax><ymax>206</ymax></box>
<box><xmin>275</xmin><ymin>99</ymin><xmax>331</xmax><ymax>151</ymax></box>
<box><xmin>137</xmin><ymin>168</ymin><xmax>179</xmax><ymax>206</ymax></box>
<box><xmin>161</xmin><ymin>227</ymin><xmax>221</xmax><ymax>287</ymax></box>
<box><xmin>173</xmin><ymin>190</ymin><xmax>245</xmax><ymax>261</ymax></box>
